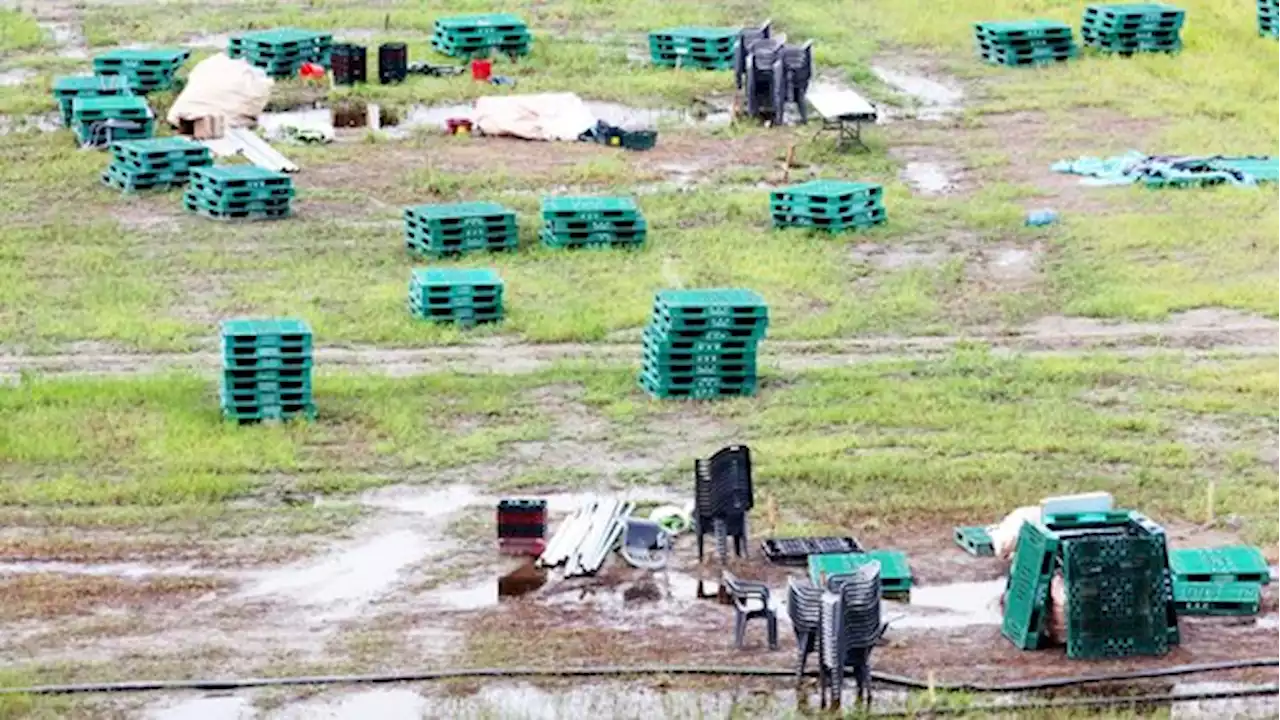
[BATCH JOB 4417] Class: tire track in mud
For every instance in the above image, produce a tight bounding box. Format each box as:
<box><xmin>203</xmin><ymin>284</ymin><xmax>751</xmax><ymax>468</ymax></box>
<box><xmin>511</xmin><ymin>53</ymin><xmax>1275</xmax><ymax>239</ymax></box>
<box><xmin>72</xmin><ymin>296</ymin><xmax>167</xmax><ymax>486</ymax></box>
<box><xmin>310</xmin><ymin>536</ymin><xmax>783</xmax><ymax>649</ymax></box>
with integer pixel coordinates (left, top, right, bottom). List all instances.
<box><xmin>1</xmin><ymin>317</ymin><xmax>1275</xmax><ymax>379</ymax></box>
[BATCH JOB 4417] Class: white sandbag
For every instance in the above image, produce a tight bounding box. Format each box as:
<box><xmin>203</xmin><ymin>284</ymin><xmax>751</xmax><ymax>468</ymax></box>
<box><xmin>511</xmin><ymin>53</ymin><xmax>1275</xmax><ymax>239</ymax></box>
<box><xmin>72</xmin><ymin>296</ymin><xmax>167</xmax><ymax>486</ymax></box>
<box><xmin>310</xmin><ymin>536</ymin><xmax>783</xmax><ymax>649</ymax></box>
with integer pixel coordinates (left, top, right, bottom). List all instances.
<box><xmin>990</xmin><ymin>506</ymin><xmax>1041</xmax><ymax>562</ymax></box>
<box><xmin>167</xmin><ymin>53</ymin><xmax>273</xmax><ymax>130</ymax></box>
<box><xmin>1047</xmin><ymin>573</ymin><xmax>1068</xmax><ymax>645</ymax></box>
<box><xmin>473</xmin><ymin>93</ymin><xmax>596</xmax><ymax>141</ymax></box>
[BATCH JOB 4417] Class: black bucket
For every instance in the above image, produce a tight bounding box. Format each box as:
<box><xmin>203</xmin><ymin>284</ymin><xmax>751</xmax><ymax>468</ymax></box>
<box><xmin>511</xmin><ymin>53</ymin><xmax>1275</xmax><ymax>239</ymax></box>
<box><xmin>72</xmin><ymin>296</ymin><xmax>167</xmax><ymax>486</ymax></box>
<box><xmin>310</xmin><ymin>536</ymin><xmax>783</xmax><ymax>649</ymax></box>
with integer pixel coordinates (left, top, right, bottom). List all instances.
<box><xmin>330</xmin><ymin>43</ymin><xmax>368</xmax><ymax>86</ymax></box>
<box><xmin>378</xmin><ymin>42</ymin><xmax>408</xmax><ymax>84</ymax></box>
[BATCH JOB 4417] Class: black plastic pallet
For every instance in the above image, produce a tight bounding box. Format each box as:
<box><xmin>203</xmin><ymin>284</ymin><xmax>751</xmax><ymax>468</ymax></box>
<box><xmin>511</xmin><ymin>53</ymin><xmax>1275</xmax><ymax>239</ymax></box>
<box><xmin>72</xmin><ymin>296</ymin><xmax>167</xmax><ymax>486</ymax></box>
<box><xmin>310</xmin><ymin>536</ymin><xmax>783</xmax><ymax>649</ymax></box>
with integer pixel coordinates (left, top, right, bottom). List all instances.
<box><xmin>761</xmin><ymin>537</ymin><xmax>864</xmax><ymax>565</ymax></box>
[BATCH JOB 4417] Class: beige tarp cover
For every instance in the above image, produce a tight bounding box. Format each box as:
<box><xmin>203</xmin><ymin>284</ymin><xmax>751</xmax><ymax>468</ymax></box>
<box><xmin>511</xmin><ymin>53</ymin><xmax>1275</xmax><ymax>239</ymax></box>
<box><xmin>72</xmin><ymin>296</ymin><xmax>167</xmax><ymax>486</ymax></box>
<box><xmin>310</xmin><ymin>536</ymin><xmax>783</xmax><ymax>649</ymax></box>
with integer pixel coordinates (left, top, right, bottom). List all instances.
<box><xmin>167</xmin><ymin>53</ymin><xmax>273</xmax><ymax>129</ymax></box>
<box><xmin>994</xmin><ymin>506</ymin><xmax>1067</xmax><ymax>645</ymax></box>
<box><xmin>473</xmin><ymin>93</ymin><xmax>596</xmax><ymax>141</ymax></box>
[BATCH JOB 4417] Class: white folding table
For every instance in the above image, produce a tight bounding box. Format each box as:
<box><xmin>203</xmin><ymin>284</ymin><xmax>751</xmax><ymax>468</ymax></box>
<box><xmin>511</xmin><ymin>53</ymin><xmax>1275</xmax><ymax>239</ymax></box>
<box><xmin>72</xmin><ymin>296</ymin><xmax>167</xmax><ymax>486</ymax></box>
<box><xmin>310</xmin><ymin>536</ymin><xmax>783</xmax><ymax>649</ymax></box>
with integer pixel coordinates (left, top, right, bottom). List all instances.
<box><xmin>806</xmin><ymin>87</ymin><xmax>877</xmax><ymax>152</ymax></box>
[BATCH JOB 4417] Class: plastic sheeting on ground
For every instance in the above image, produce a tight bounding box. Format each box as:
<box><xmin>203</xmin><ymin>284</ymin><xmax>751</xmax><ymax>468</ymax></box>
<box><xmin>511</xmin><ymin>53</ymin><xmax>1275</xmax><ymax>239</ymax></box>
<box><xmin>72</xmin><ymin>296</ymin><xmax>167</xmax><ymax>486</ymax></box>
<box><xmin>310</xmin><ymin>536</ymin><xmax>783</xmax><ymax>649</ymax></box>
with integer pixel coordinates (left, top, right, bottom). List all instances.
<box><xmin>166</xmin><ymin>53</ymin><xmax>273</xmax><ymax>131</ymax></box>
<box><xmin>1052</xmin><ymin>150</ymin><xmax>1280</xmax><ymax>187</ymax></box>
<box><xmin>473</xmin><ymin>93</ymin><xmax>597</xmax><ymax>141</ymax></box>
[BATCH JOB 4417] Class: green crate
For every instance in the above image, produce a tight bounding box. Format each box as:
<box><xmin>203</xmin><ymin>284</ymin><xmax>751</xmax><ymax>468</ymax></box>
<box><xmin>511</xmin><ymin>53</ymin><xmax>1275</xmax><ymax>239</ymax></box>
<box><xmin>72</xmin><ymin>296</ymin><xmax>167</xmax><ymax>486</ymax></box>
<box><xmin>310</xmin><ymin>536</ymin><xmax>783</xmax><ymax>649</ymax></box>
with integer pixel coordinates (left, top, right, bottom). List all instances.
<box><xmin>541</xmin><ymin>196</ymin><xmax>640</xmax><ymax>222</ymax></box>
<box><xmin>1169</xmin><ymin>546</ymin><xmax>1271</xmax><ymax>585</ymax></box>
<box><xmin>1062</xmin><ymin>535</ymin><xmax>1169</xmax><ymax>660</ymax></box>
<box><xmin>806</xmin><ymin>550</ymin><xmax>913</xmax><ymax>595</ymax></box>
<box><xmin>1002</xmin><ymin>520</ymin><xmax>1059</xmax><ymax>651</ymax></box>
<box><xmin>1174</xmin><ymin>582</ymin><xmax>1262</xmax><ymax>616</ymax></box>
<box><xmin>955</xmin><ymin>526</ymin><xmax>995</xmax><ymax>557</ymax></box>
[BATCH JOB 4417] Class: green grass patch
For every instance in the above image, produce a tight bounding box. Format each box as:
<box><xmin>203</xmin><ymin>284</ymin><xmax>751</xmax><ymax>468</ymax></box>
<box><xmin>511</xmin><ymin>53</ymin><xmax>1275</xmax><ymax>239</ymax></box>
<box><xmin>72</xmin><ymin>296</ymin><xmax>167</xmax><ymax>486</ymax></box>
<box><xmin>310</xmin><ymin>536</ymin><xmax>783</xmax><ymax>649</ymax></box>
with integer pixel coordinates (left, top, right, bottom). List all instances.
<box><xmin>0</xmin><ymin>9</ymin><xmax>45</xmax><ymax>53</ymax></box>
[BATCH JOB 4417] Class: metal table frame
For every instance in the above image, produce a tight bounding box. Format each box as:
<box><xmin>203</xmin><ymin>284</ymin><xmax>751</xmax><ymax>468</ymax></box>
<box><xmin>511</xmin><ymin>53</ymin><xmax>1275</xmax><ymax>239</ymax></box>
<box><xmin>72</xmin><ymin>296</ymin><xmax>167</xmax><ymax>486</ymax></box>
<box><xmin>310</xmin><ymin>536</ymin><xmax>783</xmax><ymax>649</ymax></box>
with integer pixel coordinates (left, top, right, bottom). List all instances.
<box><xmin>807</xmin><ymin>88</ymin><xmax>878</xmax><ymax>153</ymax></box>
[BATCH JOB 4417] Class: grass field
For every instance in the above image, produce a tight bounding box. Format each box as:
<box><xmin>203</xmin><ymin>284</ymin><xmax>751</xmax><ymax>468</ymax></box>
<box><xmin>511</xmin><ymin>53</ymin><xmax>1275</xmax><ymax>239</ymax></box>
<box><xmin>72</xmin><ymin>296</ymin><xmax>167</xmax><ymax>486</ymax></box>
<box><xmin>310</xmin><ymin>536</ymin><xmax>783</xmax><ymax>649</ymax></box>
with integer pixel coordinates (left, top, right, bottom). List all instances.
<box><xmin>0</xmin><ymin>0</ymin><xmax>1276</xmax><ymax>717</ymax></box>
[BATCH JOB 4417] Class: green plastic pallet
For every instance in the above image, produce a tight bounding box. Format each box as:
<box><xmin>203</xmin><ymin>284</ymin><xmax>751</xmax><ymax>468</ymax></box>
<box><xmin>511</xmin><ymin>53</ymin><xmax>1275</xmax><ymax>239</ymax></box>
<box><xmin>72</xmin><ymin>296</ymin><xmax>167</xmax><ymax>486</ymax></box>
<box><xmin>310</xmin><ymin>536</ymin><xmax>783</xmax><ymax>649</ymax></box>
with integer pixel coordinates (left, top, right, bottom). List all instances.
<box><xmin>807</xmin><ymin>550</ymin><xmax>913</xmax><ymax>595</ymax></box>
<box><xmin>973</xmin><ymin>19</ymin><xmax>1074</xmax><ymax>40</ymax></box>
<box><xmin>1173</xmin><ymin>581</ymin><xmax>1262</xmax><ymax>616</ymax></box>
<box><xmin>954</xmin><ymin>526</ymin><xmax>995</xmax><ymax>556</ymax></box>
<box><xmin>221</xmin><ymin>318</ymin><xmax>312</xmax><ymax>341</ymax></box>
<box><xmin>190</xmin><ymin>165</ymin><xmax>291</xmax><ymax>190</ymax></box>
<box><xmin>1002</xmin><ymin>520</ymin><xmax>1059</xmax><ymax>651</ymax></box>
<box><xmin>1169</xmin><ymin>546</ymin><xmax>1271</xmax><ymax>585</ymax></box>
<box><xmin>71</xmin><ymin>95</ymin><xmax>150</xmax><ymax>121</ymax></box>
<box><xmin>411</xmin><ymin>267</ymin><xmax>502</xmax><ymax>287</ymax></box>
<box><xmin>542</xmin><ymin>196</ymin><xmax>639</xmax><ymax>221</ymax></box>
<box><xmin>771</xmin><ymin>180</ymin><xmax>883</xmax><ymax>204</ymax></box>
<box><xmin>638</xmin><ymin>373</ymin><xmax>757</xmax><ymax>400</ymax></box>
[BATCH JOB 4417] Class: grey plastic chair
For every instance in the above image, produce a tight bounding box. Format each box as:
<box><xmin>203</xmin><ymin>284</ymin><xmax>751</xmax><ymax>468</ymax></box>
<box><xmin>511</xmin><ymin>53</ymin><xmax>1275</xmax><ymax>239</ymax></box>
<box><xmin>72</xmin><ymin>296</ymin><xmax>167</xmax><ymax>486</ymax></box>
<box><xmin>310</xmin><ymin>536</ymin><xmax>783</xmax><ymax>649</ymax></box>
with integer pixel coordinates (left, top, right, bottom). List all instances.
<box><xmin>722</xmin><ymin>571</ymin><xmax>777</xmax><ymax>650</ymax></box>
<box><xmin>786</xmin><ymin>576</ymin><xmax>823</xmax><ymax>678</ymax></box>
<box><xmin>619</xmin><ymin>517</ymin><xmax>671</xmax><ymax>570</ymax></box>
<box><xmin>835</xmin><ymin>561</ymin><xmax>885</xmax><ymax>708</ymax></box>
<box><xmin>817</xmin><ymin>590</ymin><xmax>845</xmax><ymax>709</ymax></box>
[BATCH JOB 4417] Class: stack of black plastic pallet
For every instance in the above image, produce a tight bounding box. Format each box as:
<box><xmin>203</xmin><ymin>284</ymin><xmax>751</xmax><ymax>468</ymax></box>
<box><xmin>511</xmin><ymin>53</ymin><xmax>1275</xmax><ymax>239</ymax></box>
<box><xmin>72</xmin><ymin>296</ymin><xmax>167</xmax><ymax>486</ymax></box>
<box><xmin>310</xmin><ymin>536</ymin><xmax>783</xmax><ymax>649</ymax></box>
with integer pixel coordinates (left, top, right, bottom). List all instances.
<box><xmin>220</xmin><ymin>318</ymin><xmax>315</xmax><ymax>424</ymax></box>
<box><xmin>403</xmin><ymin>202</ymin><xmax>518</xmax><ymax>257</ymax></box>
<box><xmin>973</xmin><ymin>20</ymin><xmax>1078</xmax><ymax>67</ymax></box>
<box><xmin>693</xmin><ymin>445</ymin><xmax>754</xmax><ymax>564</ymax></box>
<box><xmin>330</xmin><ymin>43</ymin><xmax>367</xmax><ymax>85</ymax></box>
<box><xmin>102</xmin><ymin>137</ymin><xmax>212</xmax><ymax>192</ymax></box>
<box><xmin>1263</xmin><ymin>0</ymin><xmax>1280</xmax><ymax>38</ymax></box>
<box><xmin>1081</xmin><ymin>3</ymin><xmax>1186</xmax><ymax>55</ymax></box>
<box><xmin>734</xmin><ymin>21</ymin><xmax>813</xmax><ymax>125</ymax></box>
<box><xmin>185</xmin><ymin>166</ymin><xmax>294</xmax><ymax>221</ymax></box>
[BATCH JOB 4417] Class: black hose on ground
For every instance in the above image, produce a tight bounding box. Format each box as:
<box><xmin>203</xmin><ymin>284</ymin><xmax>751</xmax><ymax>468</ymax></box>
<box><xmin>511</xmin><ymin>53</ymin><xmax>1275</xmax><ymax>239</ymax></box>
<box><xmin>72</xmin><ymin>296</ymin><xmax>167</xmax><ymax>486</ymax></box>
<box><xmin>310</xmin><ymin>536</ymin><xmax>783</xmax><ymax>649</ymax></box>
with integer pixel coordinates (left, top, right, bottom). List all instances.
<box><xmin>0</xmin><ymin>658</ymin><xmax>1275</xmax><ymax>696</ymax></box>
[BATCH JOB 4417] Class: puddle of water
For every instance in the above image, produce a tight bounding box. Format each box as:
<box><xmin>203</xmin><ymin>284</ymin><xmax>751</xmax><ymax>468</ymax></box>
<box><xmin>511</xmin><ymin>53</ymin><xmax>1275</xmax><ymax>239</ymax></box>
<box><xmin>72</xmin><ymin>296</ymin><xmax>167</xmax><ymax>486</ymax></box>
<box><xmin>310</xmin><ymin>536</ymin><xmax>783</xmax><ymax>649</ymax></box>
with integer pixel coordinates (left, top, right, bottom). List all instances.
<box><xmin>237</xmin><ymin>529</ymin><xmax>437</xmax><ymax>621</ymax></box>
<box><xmin>274</xmin><ymin>688</ymin><xmax>428</xmax><ymax>720</ymax></box>
<box><xmin>871</xmin><ymin>66</ymin><xmax>963</xmax><ymax>121</ymax></box>
<box><xmin>886</xmin><ymin>579</ymin><xmax>1004</xmax><ymax>630</ymax></box>
<box><xmin>432</xmin><ymin>578</ymin><xmax>499</xmax><ymax>610</ymax></box>
<box><xmin>361</xmin><ymin>484</ymin><xmax>482</xmax><ymax>517</ymax></box>
<box><xmin>0</xmin><ymin>112</ymin><xmax>62</xmax><ymax>135</ymax></box>
<box><xmin>144</xmin><ymin>695</ymin><xmax>254</xmax><ymax>720</ymax></box>
<box><xmin>902</xmin><ymin>161</ymin><xmax>952</xmax><ymax>195</ymax></box>
<box><xmin>38</xmin><ymin>21</ymin><xmax>88</xmax><ymax>59</ymax></box>
<box><xmin>0</xmin><ymin>67</ymin><xmax>35</xmax><ymax>87</ymax></box>
<box><xmin>384</xmin><ymin>100</ymin><xmax>731</xmax><ymax>137</ymax></box>
<box><xmin>258</xmin><ymin>107</ymin><xmax>335</xmax><ymax>141</ymax></box>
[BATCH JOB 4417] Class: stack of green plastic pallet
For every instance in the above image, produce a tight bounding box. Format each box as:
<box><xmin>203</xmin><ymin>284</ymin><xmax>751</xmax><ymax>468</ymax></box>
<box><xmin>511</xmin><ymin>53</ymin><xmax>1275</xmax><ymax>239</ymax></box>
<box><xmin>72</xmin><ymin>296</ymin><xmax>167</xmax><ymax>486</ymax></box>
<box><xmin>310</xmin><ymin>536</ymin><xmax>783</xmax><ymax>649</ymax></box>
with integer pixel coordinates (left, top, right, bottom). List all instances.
<box><xmin>92</xmin><ymin>48</ymin><xmax>190</xmax><ymax>94</ymax></box>
<box><xmin>403</xmin><ymin>202</ymin><xmax>518</xmax><ymax>257</ymax></box>
<box><xmin>1081</xmin><ymin>3</ymin><xmax>1186</xmax><ymax>54</ymax></box>
<box><xmin>102</xmin><ymin>137</ymin><xmax>212</xmax><ymax>192</ymax></box>
<box><xmin>1261</xmin><ymin>0</ymin><xmax>1279</xmax><ymax>38</ymax></box>
<box><xmin>229</xmin><ymin>28</ymin><xmax>333</xmax><ymax>77</ymax></box>
<box><xmin>1001</xmin><ymin>510</ymin><xmax>1180</xmax><ymax>659</ymax></box>
<box><xmin>431</xmin><ymin>14</ymin><xmax>531</xmax><ymax>58</ymax></box>
<box><xmin>220</xmin><ymin>318</ymin><xmax>315</xmax><ymax>424</ymax></box>
<box><xmin>52</xmin><ymin>75</ymin><xmax>133</xmax><ymax>127</ymax></box>
<box><xmin>648</xmin><ymin>27</ymin><xmax>737</xmax><ymax>69</ymax></box>
<box><xmin>408</xmin><ymin>268</ymin><xmax>504</xmax><ymax>327</ymax></box>
<box><xmin>639</xmin><ymin>289</ymin><xmax>768</xmax><ymax>400</ymax></box>
<box><xmin>771</xmin><ymin>180</ymin><xmax>885</xmax><ymax>232</ymax></box>
<box><xmin>71</xmin><ymin>96</ymin><xmax>154</xmax><ymax>146</ymax></box>
<box><xmin>973</xmin><ymin>20</ymin><xmax>1078</xmax><ymax>67</ymax></box>
<box><xmin>185</xmin><ymin>166</ymin><xmax>294</xmax><ymax>221</ymax></box>
<box><xmin>540</xmin><ymin>196</ymin><xmax>647</xmax><ymax>249</ymax></box>
<box><xmin>1170</xmin><ymin>545</ymin><xmax>1271</xmax><ymax>616</ymax></box>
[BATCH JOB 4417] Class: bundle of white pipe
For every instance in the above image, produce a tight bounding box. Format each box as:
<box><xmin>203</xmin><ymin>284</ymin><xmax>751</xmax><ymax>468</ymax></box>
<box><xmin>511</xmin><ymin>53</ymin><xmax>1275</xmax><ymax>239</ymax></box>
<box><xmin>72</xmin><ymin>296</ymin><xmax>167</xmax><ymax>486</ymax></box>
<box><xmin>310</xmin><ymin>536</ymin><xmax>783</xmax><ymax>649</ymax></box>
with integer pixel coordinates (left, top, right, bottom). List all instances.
<box><xmin>538</xmin><ymin>497</ymin><xmax>634</xmax><ymax>577</ymax></box>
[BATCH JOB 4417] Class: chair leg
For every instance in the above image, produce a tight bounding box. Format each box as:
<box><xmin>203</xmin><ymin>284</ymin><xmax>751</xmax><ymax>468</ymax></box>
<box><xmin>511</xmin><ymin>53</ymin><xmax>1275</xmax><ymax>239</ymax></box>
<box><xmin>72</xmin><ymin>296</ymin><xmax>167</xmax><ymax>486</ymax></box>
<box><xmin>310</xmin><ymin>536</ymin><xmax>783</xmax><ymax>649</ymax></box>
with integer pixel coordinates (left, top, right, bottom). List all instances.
<box><xmin>767</xmin><ymin>612</ymin><xmax>778</xmax><ymax>650</ymax></box>
<box><xmin>796</xmin><ymin>632</ymin><xmax>813</xmax><ymax>678</ymax></box>
<box><xmin>696</xmin><ymin>528</ymin><xmax>704</xmax><ymax>564</ymax></box>
<box><xmin>733</xmin><ymin>610</ymin><xmax>746</xmax><ymax>649</ymax></box>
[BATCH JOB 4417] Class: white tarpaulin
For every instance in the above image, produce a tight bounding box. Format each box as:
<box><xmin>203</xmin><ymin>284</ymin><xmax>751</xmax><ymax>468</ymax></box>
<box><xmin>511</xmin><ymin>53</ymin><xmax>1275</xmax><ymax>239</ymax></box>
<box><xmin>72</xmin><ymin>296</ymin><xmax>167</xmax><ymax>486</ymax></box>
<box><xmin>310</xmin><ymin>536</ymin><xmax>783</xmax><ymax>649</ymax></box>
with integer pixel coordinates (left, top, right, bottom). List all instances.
<box><xmin>473</xmin><ymin>93</ymin><xmax>597</xmax><ymax>141</ymax></box>
<box><xmin>167</xmin><ymin>53</ymin><xmax>273</xmax><ymax>130</ymax></box>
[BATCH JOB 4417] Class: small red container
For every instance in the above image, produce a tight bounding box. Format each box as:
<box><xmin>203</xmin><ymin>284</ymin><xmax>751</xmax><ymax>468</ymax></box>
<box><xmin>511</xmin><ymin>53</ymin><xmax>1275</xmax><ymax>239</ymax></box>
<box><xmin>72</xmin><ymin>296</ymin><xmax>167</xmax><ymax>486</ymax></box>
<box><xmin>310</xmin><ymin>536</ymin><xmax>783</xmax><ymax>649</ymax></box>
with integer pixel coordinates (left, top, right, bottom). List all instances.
<box><xmin>470</xmin><ymin>58</ymin><xmax>492</xmax><ymax>81</ymax></box>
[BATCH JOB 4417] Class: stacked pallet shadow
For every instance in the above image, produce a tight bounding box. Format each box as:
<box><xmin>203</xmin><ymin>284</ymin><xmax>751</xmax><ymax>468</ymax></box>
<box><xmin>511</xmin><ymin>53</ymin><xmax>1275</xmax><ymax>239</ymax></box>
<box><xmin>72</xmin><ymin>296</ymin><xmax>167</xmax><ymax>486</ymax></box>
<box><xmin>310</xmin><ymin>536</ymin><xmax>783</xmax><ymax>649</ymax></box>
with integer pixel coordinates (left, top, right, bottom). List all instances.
<box><xmin>403</xmin><ymin>202</ymin><xmax>518</xmax><ymax>257</ymax></box>
<box><xmin>431</xmin><ymin>14</ymin><xmax>531</xmax><ymax>58</ymax></box>
<box><xmin>648</xmin><ymin>27</ymin><xmax>737</xmax><ymax>69</ymax></box>
<box><xmin>1002</xmin><ymin>510</ymin><xmax>1179</xmax><ymax>660</ymax></box>
<box><xmin>220</xmin><ymin>318</ymin><xmax>315</xmax><ymax>423</ymax></box>
<box><xmin>1082</xmin><ymin>3</ymin><xmax>1185</xmax><ymax>54</ymax></box>
<box><xmin>185</xmin><ymin>166</ymin><xmax>294</xmax><ymax>221</ymax></box>
<box><xmin>973</xmin><ymin>20</ymin><xmax>1078</xmax><ymax>67</ymax></box>
<box><xmin>640</xmin><ymin>289</ymin><xmax>767</xmax><ymax>400</ymax></box>
<box><xmin>771</xmin><ymin>180</ymin><xmax>885</xmax><ymax>232</ymax></box>
<box><xmin>541</xmin><ymin>197</ymin><xmax>646</xmax><ymax>249</ymax></box>
<box><xmin>408</xmin><ymin>268</ymin><xmax>504</xmax><ymax>327</ymax></box>
<box><xmin>229</xmin><ymin>29</ymin><xmax>333</xmax><ymax>77</ymax></box>
<box><xmin>102</xmin><ymin>137</ymin><xmax>211</xmax><ymax>192</ymax></box>
<box><xmin>93</xmin><ymin>48</ymin><xmax>190</xmax><ymax>93</ymax></box>
<box><xmin>1170</xmin><ymin>545</ymin><xmax>1271</xmax><ymax>616</ymax></box>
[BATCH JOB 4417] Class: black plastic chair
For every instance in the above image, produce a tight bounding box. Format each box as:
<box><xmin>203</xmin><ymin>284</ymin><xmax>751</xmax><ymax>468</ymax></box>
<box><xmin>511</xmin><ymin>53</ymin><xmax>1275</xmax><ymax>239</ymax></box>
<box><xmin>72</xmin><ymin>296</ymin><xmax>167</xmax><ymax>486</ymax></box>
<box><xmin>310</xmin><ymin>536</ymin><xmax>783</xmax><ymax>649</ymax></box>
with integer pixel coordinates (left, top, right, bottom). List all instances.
<box><xmin>734</xmin><ymin>20</ymin><xmax>774</xmax><ymax>89</ymax></box>
<box><xmin>787</xmin><ymin>576</ymin><xmax>823</xmax><ymax>678</ymax></box>
<box><xmin>694</xmin><ymin>445</ymin><xmax>754</xmax><ymax>563</ymax></box>
<box><xmin>817</xmin><ymin>590</ymin><xmax>845</xmax><ymax>709</ymax></box>
<box><xmin>723</xmin><ymin>571</ymin><xmax>777</xmax><ymax>650</ymax></box>
<box><xmin>834</xmin><ymin>562</ymin><xmax>885</xmax><ymax>708</ymax></box>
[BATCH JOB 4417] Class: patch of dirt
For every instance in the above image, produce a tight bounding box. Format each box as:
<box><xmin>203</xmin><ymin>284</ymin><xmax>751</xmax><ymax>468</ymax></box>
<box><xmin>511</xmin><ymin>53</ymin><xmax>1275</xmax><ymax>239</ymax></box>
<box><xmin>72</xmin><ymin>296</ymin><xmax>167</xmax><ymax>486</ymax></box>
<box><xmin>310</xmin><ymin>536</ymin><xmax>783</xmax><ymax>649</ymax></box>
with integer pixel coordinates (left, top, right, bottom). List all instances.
<box><xmin>0</xmin><ymin>574</ymin><xmax>226</xmax><ymax>621</ymax></box>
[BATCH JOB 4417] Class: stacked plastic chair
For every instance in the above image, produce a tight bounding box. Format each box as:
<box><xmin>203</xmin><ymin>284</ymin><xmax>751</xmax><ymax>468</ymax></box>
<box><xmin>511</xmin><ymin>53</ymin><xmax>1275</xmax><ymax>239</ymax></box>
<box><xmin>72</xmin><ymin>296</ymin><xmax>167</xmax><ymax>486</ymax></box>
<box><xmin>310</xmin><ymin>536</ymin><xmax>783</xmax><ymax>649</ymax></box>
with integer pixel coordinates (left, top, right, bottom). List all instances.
<box><xmin>734</xmin><ymin>25</ymin><xmax>813</xmax><ymax>126</ymax></box>
<box><xmin>833</xmin><ymin>561</ymin><xmax>886</xmax><ymax>709</ymax></box>
<box><xmin>694</xmin><ymin>445</ymin><xmax>754</xmax><ymax>563</ymax></box>
<box><xmin>733</xmin><ymin>20</ymin><xmax>774</xmax><ymax>89</ymax></box>
<box><xmin>817</xmin><ymin>590</ymin><xmax>845</xmax><ymax>710</ymax></box>
<box><xmin>787</xmin><ymin>576</ymin><xmax>824</xmax><ymax>677</ymax></box>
